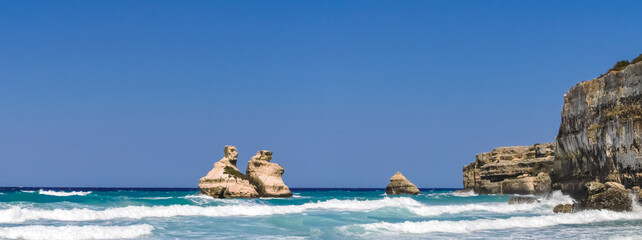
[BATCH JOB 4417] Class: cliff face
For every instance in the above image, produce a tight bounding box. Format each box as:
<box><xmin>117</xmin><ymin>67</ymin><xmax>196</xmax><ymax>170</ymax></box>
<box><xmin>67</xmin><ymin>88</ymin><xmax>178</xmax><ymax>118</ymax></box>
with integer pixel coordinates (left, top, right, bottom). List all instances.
<box><xmin>552</xmin><ymin>62</ymin><xmax>642</xmax><ymax>199</ymax></box>
<box><xmin>463</xmin><ymin>143</ymin><xmax>555</xmax><ymax>194</ymax></box>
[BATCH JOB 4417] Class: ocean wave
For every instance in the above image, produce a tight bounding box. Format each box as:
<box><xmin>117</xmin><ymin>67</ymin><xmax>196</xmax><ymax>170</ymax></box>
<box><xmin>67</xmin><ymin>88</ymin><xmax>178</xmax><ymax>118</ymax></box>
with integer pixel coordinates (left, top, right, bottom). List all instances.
<box><xmin>343</xmin><ymin>209</ymin><xmax>642</xmax><ymax>235</ymax></box>
<box><xmin>407</xmin><ymin>202</ymin><xmax>542</xmax><ymax>216</ymax></box>
<box><xmin>0</xmin><ymin>197</ymin><xmax>422</xmax><ymax>223</ymax></box>
<box><xmin>38</xmin><ymin>190</ymin><xmax>92</xmax><ymax>197</ymax></box>
<box><xmin>181</xmin><ymin>194</ymin><xmax>251</xmax><ymax>205</ymax></box>
<box><xmin>135</xmin><ymin>197</ymin><xmax>174</xmax><ymax>200</ymax></box>
<box><xmin>21</xmin><ymin>190</ymin><xmax>35</xmax><ymax>193</ymax></box>
<box><xmin>409</xmin><ymin>190</ymin><xmax>573</xmax><ymax>216</ymax></box>
<box><xmin>610</xmin><ymin>236</ymin><xmax>642</xmax><ymax>240</ymax></box>
<box><xmin>0</xmin><ymin>224</ymin><xmax>153</xmax><ymax>240</ymax></box>
<box><xmin>450</xmin><ymin>190</ymin><xmax>478</xmax><ymax>197</ymax></box>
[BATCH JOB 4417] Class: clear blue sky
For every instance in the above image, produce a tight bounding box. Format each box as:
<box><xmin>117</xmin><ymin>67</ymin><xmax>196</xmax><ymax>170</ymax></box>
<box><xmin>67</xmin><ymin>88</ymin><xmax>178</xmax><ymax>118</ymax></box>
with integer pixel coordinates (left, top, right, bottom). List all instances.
<box><xmin>1</xmin><ymin>1</ymin><xmax>641</xmax><ymax>188</ymax></box>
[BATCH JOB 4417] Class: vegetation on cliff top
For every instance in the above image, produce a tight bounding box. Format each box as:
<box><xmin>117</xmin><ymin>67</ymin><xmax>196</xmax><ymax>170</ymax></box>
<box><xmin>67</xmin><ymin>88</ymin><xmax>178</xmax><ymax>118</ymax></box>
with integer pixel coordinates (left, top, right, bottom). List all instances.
<box><xmin>601</xmin><ymin>54</ymin><xmax>642</xmax><ymax>77</ymax></box>
<box><xmin>607</xmin><ymin>60</ymin><xmax>630</xmax><ymax>74</ymax></box>
<box><xmin>632</xmin><ymin>54</ymin><xmax>642</xmax><ymax>64</ymax></box>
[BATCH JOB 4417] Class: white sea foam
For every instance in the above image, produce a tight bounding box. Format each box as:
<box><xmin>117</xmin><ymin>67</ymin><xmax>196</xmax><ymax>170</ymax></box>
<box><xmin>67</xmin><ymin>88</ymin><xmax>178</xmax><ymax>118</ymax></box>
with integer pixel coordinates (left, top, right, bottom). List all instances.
<box><xmin>345</xmin><ymin>209</ymin><xmax>642</xmax><ymax>235</ymax></box>
<box><xmin>409</xmin><ymin>190</ymin><xmax>573</xmax><ymax>216</ymax></box>
<box><xmin>0</xmin><ymin>224</ymin><xmax>153</xmax><ymax>240</ymax></box>
<box><xmin>0</xmin><ymin>197</ymin><xmax>422</xmax><ymax>223</ymax></box>
<box><xmin>38</xmin><ymin>190</ymin><xmax>92</xmax><ymax>197</ymax></box>
<box><xmin>610</xmin><ymin>236</ymin><xmax>642</xmax><ymax>240</ymax></box>
<box><xmin>182</xmin><ymin>194</ymin><xmax>250</xmax><ymax>205</ymax></box>
<box><xmin>408</xmin><ymin>202</ymin><xmax>542</xmax><ymax>216</ymax></box>
<box><xmin>0</xmin><ymin>192</ymin><xmax>578</xmax><ymax>223</ymax></box>
<box><xmin>21</xmin><ymin>190</ymin><xmax>35</xmax><ymax>193</ymax></box>
<box><xmin>450</xmin><ymin>190</ymin><xmax>478</xmax><ymax>197</ymax></box>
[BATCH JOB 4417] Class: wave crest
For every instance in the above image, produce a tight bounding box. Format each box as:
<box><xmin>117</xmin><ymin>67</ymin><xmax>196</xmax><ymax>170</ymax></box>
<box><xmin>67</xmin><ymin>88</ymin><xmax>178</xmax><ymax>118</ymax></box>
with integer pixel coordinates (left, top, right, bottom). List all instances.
<box><xmin>38</xmin><ymin>190</ymin><xmax>92</xmax><ymax>197</ymax></box>
<box><xmin>0</xmin><ymin>197</ymin><xmax>421</xmax><ymax>223</ymax></box>
<box><xmin>0</xmin><ymin>224</ymin><xmax>153</xmax><ymax>240</ymax></box>
<box><xmin>344</xmin><ymin>209</ymin><xmax>642</xmax><ymax>235</ymax></box>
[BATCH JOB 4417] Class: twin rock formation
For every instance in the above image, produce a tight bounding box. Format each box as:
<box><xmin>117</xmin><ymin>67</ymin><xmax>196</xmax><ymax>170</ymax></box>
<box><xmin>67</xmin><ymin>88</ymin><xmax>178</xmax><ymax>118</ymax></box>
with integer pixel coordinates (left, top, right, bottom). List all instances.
<box><xmin>463</xmin><ymin>60</ymin><xmax>642</xmax><ymax>212</ymax></box>
<box><xmin>198</xmin><ymin>146</ymin><xmax>292</xmax><ymax>198</ymax></box>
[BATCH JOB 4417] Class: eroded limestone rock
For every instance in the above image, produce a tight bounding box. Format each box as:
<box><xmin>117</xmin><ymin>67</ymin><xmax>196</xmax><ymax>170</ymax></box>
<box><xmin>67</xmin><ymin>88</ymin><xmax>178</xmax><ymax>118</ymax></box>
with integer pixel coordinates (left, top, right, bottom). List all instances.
<box><xmin>586</xmin><ymin>188</ymin><xmax>632</xmax><ymax>212</ymax></box>
<box><xmin>198</xmin><ymin>146</ymin><xmax>259</xmax><ymax>198</ymax></box>
<box><xmin>463</xmin><ymin>143</ymin><xmax>555</xmax><ymax>195</ymax></box>
<box><xmin>385</xmin><ymin>172</ymin><xmax>420</xmax><ymax>195</ymax></box>
<box><xmin>585</xmin><ymin>181</ymin><xmax>606</xmax><ymax>195</ymax></box>
<box><xmin>552</xmin><ymin>61</ymin><xmax>642</xmax><ymax>199</ymax></box>
<box><xmin>246</xmin><ymin>150</ymin><xmax>293</xmax><ymax>198</ymax></box>
<box><xmin>553</xmin><ymin>204</ymin><xmax>575</xmax><ymax>213</ymax></box>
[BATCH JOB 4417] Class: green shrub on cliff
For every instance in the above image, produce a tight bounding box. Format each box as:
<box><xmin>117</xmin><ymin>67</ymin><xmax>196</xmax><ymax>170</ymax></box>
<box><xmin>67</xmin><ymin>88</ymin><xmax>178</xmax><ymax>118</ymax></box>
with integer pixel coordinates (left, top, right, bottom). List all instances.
<box><xmin>632</xmin><ymin>54</ymin><xmax>642</xmax><ymax>64</ymax></box>
<box><xmin>599</xmin><ymin>54</ymin><xmax>642</xmax><ymax>78</ymax></box>
<box><xmin>607</xmin><ymin>60</ymin><xmax>630</xmax><ymax>73</ymax></box>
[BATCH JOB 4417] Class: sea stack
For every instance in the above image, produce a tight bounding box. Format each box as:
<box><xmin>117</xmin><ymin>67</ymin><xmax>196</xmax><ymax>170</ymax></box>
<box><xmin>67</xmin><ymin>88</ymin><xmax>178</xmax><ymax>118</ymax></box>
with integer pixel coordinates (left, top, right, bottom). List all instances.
<box><xmin>198</xmin><ymin>146</ymin><xmax>259</xmax><ymax>198</ymax></box>
<box><xmin>385</xmin><ymin>172</ymin><xmax>420</xmax><ymax>195</ymax></box>
<box><xmin>246</xmin><ymin>150</ymin><xmax>293</xmax><ymax>197</ymax></box>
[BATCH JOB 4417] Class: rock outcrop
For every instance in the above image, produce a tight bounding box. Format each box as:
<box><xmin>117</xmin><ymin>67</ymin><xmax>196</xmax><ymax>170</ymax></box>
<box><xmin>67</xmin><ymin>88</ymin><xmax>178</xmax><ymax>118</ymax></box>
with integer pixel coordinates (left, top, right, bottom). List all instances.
<box><xmin>385</xmin><ymin>172</ymin><xmax>420</xmax><ymax>195</ymax></box>
<box><xmin>198</xmin><ymin>146</ymin><xmax>259</xmax><ymax>198</ymax></box>
<box><xmin>246</xmin><ymin>150</ymin><xmax>293</xmax><ymax>198</ymax></box>
<box><xmin>553</xmin><ymin>204</ymin><xmax>575</xmax><ymax>213</ymax></box>
<box><xmin>552</xmin><ymin>61</ymin><xmax>642</xmax><ymax>205</ymax></box>
<box><xmin>463</xmin><ymin>143</ymin><xmax>555</xmax><ymax>194</ymax></box>
<box><xmin>584</xmin><ymin>181</ymin><xmax>632</xmax><ymax>212</ymax></box>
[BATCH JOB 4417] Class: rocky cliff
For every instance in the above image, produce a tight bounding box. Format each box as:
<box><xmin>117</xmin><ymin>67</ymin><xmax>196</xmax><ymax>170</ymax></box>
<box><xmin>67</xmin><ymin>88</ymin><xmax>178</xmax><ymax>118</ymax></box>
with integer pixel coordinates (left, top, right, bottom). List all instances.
<box><xmin>246</xmin><ymin>150</ymin><xmax>293</xmax><ymax>197</ymax></box>
<box><xmin>198</xmin><ymin>146</ymin><xmax>260</xmax><ymax>198</ymax></box>
<box><xmin>463</xmin><ymin>143</ymin><xmax>555</xmax><ymax>194</ymax></box>
<box><xmin>552</xmin><ymin>61</ymin><xmax>642</xmax><ymax>200</ymax></box>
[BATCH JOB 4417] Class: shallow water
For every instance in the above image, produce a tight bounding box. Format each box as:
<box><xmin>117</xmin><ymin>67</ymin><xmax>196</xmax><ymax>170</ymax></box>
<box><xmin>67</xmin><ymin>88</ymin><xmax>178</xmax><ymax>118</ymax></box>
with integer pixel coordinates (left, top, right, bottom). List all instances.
<box><xmin>0</xmin><ymin>187</ymin><xmax>640</xmax><ymax>239</ymax></box>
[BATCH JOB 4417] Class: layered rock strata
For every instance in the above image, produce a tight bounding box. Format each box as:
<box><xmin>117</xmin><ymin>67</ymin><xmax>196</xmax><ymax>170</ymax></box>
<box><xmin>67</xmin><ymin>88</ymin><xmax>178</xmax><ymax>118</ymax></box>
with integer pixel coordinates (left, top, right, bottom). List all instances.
<box><xmin>552</xmin><ymin>61</ymin><xmax>642</xmax><ymax>201</ymax></box>
<box><xmin>198</xmin><ymin>146</ymin><xmax>259</xmax><ymax>198</ymax></box>
<box><xmin>463</xmin><ymin>143</ymin><xmax>555</xmax><ymax>194</ymax></box>
<box><xmin>246</xmin><ymin>150</ymin><xmax>293</xmax><ymax>197</ymax></box>
<box><xmin>385</xmin><ymin>172</ymin><xmax>420</xmax><ymax>195</ymax></box>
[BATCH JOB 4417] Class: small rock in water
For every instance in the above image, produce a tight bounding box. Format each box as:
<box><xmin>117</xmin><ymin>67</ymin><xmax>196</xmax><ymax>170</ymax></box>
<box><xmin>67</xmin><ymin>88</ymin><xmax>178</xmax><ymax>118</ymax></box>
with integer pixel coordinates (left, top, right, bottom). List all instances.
<box><xmin>553</xmin><ymin>204</ymin><xmax>574</xmax><ymax>213</ymax></box>
<box><xmin>385</xmin><ymin>172</ymin><xmax>420</xmax><ymax>195</ymax></box>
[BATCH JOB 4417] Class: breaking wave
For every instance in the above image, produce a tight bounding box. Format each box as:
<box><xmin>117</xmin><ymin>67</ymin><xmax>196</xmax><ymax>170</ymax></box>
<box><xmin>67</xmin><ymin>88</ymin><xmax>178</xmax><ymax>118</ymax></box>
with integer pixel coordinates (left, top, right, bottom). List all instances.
<box><xmin>344</xmin><ymin>209</ymin><xmax>642</xmax><ymax>235</ymax></box>
<box><xmin>0</xmin><ymin>192</ymin><xmax>577</xmax><ymax>223</ymax></box>
<box><xmin>0</xmin><ymin>224</ymin><xmax>153</xmax><ymax>240</ymax></box>
<box><xmin>0</xmin><ymin>197</ymin><xmax>421</xmax><ymax>223</ymax></box>
<box><xmin>450</xmin><ymin>190</ymin><xmax>478</xmax><ymax>197</ymax></box>
<box><xmin>38</xmin><ymin>190</ymin><xmax>92</xmax><ymax>197</ymax></box>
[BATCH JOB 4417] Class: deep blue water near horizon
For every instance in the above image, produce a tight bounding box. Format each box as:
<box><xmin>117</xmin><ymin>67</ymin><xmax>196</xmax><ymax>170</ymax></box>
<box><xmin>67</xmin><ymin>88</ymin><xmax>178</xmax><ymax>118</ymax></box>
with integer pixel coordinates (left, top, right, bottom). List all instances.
<box><xmin>0</xmin><ymin>188</ymin><xmax>641</xmax><ymax>239</ymax></box>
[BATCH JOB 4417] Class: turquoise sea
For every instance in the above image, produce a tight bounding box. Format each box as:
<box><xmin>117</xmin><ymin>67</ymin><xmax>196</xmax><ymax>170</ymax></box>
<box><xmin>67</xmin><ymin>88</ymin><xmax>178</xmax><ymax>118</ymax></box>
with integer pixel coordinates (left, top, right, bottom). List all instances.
<box><xmin>0</xmin><ymin>188</ymin><xmax>641</xmax><ymax>239</ymax></box>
